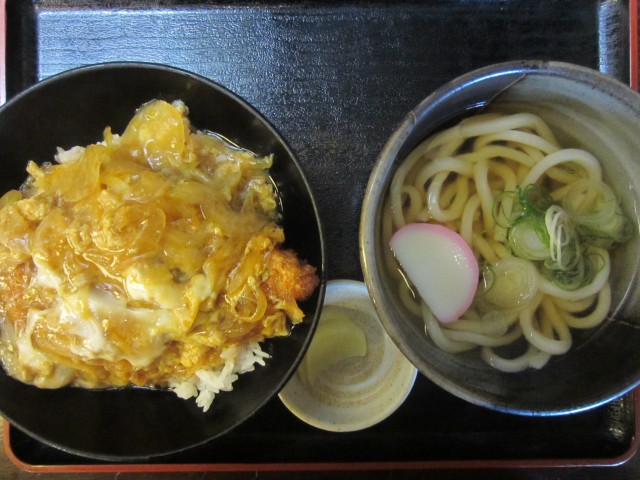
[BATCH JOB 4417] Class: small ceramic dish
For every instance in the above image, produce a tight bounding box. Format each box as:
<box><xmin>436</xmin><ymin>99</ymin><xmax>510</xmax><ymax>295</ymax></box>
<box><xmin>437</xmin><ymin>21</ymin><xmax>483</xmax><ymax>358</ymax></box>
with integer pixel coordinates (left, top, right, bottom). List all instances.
<box><xmin>279</xmin><ymin>279</ymin><xmax>417</xmax><ymax>432</ymax></box>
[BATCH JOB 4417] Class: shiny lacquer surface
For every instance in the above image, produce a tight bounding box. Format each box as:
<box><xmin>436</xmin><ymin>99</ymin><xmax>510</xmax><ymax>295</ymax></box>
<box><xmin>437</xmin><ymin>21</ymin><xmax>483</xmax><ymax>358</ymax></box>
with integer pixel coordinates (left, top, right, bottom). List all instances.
<box><xmin>0</xmin><ymin>0</ymin><xmax>638</xmax><ymax>473</ymax></box>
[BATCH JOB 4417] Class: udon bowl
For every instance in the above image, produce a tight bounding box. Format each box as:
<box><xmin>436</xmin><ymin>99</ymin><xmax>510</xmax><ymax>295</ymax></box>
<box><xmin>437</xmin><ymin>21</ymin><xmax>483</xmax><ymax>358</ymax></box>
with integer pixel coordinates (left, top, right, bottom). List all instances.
<box><xmin>0</xmin><ymin>62</ymin><xmax>325</xmax><ymax>459</ymax></box>
<box><xmin>360</xmin><ymin>60</ymin><xmax>640</xmax><ymax>416</ymax></box>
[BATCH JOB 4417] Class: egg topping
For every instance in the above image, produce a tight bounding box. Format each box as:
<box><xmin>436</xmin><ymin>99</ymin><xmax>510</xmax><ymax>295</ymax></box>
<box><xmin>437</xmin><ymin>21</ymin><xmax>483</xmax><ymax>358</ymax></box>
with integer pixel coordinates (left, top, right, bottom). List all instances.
<box><xmin>0</xmin><ymin>100</ymin><xmax>318</xmax><ymax>392</ymax></box>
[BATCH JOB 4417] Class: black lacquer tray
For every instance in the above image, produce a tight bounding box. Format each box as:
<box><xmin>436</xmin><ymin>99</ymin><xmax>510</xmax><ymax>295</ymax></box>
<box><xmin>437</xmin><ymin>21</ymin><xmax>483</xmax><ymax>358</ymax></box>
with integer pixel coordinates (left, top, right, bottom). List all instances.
<box><xmin>1</xmin><ymin>0</ymin><xmax>639</xmax><ymax>472</ymax></box>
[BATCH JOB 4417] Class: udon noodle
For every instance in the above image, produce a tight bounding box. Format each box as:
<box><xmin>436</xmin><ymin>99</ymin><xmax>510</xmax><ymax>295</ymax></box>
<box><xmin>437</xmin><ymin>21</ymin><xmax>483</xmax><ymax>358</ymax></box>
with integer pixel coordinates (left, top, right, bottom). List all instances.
<box><xmin>383</xmin><ymin>112</ymin><xmax>631</xmax><ymax>372</ymax></box>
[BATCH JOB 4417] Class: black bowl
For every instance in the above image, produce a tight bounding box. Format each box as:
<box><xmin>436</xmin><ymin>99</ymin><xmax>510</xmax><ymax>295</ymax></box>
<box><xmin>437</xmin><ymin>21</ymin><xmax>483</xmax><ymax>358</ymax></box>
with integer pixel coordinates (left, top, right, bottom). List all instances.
<box><xmin>0</xmin><ymin>62</ymin><xmax>326</xmax><ymax>460</ymax></box>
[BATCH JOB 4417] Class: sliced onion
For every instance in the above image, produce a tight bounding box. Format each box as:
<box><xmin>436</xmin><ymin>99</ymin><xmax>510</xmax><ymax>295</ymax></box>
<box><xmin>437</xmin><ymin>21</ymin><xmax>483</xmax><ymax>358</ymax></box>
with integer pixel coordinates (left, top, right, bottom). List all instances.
<box><xmin>539</xmin><ymin>247</ymin><xmax>610</xmax><ymax>301</ymax></box>
<box><xmin>560</xmin><ymin>178</ymin><xmax>631</xmax><ymax>245</ymax></box>
<box><xmin>481</xmin><ymin>256</ymin><xmax>540</xmax><ymax>310</ymax></box>
<box><xmin>508</xmin><ymin>216</ymin><xmax>551</xmax><ymax>261</ymax></box>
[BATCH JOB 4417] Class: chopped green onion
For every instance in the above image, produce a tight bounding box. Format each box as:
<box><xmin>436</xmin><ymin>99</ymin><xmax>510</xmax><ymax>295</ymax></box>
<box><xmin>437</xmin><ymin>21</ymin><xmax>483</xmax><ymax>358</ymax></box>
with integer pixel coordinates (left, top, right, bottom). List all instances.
<box><xmin>518</xmin><ymin>184</ymin><xmax>554</xmax><ymax>215</ymax></box>
<box><xmin>545</xmin><ymin>205</ymin><xmax>580</xmax><ymax>272</ymax></box>
<box><xmin>561</xmin><ymin>178</ymin><xmax>633</xmax><ymax>248</ymax></box>
<box><xmin>508</xmin><ymin>214</ymin><xmax>551</xmax><ymax>261</ymax></box>
<box><xmin>491</xmin><ymin>179</ymin><xmax>631</xmax><ymax>293</ymax></box>
<box><xmin>476</xmin><ymin>256</ymin><xmax>540</xmax><ymax>311</ymax></box>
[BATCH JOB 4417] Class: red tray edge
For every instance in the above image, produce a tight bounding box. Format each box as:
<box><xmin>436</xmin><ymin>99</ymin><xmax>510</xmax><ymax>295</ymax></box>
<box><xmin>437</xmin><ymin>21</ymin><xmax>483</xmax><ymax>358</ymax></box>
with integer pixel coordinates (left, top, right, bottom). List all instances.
<box><xmin>4</xmin><ymin>387</ymin><xmax>640</xmax><ymax>473</ymax></box>
<box><xmin>1</xmin><ymin>0</ymin><xmax>639</xmax><ymax>473</ymax></box>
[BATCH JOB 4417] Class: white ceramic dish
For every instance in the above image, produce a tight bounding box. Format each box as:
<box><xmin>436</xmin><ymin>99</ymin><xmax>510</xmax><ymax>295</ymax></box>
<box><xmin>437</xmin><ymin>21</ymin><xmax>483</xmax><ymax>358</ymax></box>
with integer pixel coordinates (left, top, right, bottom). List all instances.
<box><xmin>279</xmin><ymin>279</ymin><xmax>417</xmax><ymax>432</ymax></box>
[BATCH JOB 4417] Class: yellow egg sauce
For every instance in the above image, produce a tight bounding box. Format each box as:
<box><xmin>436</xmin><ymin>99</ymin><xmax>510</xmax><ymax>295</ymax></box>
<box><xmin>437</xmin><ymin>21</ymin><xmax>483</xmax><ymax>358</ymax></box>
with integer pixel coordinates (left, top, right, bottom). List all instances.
<box><xmin>298</xmin><ymin>303</ymin><xmax>402</xmax><ymax>409</ymax></box>
<box><xmin>298</xmin><ymin>305</ymin><xmax>368</xmax><ymax>388</ymax></box>
<box><xmin>0</xmin><ymin>100</ymin><xmax>318</xmax><ymax>396</ymax></box>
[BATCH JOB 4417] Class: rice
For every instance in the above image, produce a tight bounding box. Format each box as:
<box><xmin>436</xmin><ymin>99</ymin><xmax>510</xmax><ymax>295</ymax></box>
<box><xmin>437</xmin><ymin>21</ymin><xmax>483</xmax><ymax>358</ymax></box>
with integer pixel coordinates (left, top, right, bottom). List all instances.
<box><xmin>169</xmin><ymin>342</ymin><xmax>271</xmax><ymax>412</ymax></box>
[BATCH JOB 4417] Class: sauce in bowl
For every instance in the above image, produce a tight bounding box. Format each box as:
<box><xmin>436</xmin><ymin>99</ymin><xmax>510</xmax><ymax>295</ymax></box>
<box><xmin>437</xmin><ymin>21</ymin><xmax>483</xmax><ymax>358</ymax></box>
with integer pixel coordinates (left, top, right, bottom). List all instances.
<box><xmin>279</xmin><ymin>279</ymin><xmax>417</xmax><ymax>432</ymax></box>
